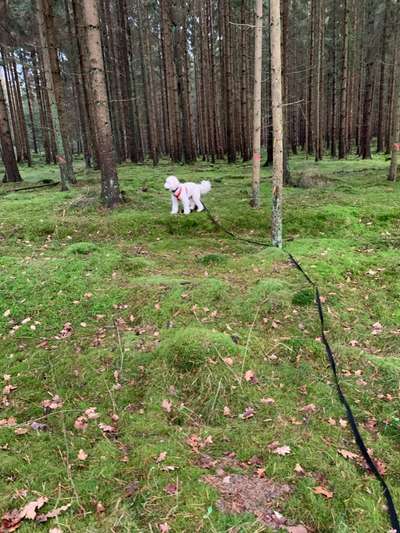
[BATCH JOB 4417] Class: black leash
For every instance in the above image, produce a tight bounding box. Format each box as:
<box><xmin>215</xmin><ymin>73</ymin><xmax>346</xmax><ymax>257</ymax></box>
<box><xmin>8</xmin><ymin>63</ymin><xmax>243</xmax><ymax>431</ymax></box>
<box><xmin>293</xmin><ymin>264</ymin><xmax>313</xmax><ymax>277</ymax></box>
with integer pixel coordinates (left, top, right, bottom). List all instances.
<box><xmin>203</xmin><ymin>204</ymin><xmax>400</xmax><ymax>532</ymax></box>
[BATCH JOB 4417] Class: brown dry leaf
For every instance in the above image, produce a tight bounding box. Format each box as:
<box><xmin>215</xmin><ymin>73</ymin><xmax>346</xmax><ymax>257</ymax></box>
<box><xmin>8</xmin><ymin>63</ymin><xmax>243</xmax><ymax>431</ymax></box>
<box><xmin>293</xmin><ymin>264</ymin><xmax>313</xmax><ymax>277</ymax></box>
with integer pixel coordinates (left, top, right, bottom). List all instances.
<box><xmin>84</xmin><ymin>407</ymin><xmax>100</xmax><ymax>419</ymax></box>
<box><xmin>287</xmin><ymin>526</ymin><xmax>308</xmax><ymax>533</ymax></box>
<box><xmin>260</xmin><ymin>397</ymin><xmax>275</xmax><ymax>405</ymax></box>
<box><xmin>223</xmin><ymin>406</ymin><xmax>232</xmax><ymax>417</ymax></box>
<box><xmin>0</xmin><ymin>417</ymin><xmax>16</xmax><ymax>427</ymax></box>
<box><xmin>328</xmin><ymin>418</ymin><xmax>336</xmax><ymax>426</ymax></box>
<box><xmin>161</xmin><ymin>399</ymin><xmax>172</xmax><ymax>413</ymax></box>
<box><xmin>55</xmin><ymin>322</ymin><xmax>73</xmax><ymax>339</ymax></box>
<box><xmin>77</xmin><ymin>449</ymin><xmax>88</xmax><ymax>461</ymax></box>
<box><xmin>98</xmin><ymin>423</ymin><xmax>117</xmax><ymax>434</ymax></box>
<box><xmin>339</xmin><ymin>418</ymin><xmax>348</xmax><ymax>428</ymax></box>
<box><xmin>49</xmin><ymin>528</ymin><xmax>63</xmax><ymax>533</ymax></box>
<box><xmin>244</xmin><ymin>370</ymin><xmax>258</xmax><ymax>384</ymax></box>
<box><xmin>300</xmin><ymin>404</ymin><xmax>317</xmax><ymax>414</ymax></box>
<box><xmin>223</xmin><ymin>357</ymin><xmax>233</xmax><ymax>367</ymax></box>
<box><xmin>74</xmin><ymin>416</ymin><xmax>88</xmax><ymax>431</ymax></box>
<box><xmin>313</xmin><ymin>486</ymin><xmax>333</xmax><ymax>498</ymax></box>
<box><xmin>156</xmin><ymin>451</ymin><xmax>167</xmax><ymax>463</ymax></box>
<box><xmin>371</xmin><ymin>322</ymin><xmax>383</xmax><ymax>336</ymax></box>
<box><xmin>338</xmin><ymin>449</ymin><xmax>359</xmax><ymax>461</ymax></box>
<box><xmin>272</xmin><ymin>445</ymin><xmax>291</xmax><ymax>456</ymax></box>
<box><xmin>36</xmin><ymin>503</ymin><xmax>71</xmax><ymax>523</ymax></box>
<box><xmin>159</xmin><ymin>523</ymin><xmax>170</xmax><ymax>533</ymax></box>
<box><xmin>41</xmin><ymin>395</ymin><xmax>63</xmax><ymax>411</ymax></box>
<box><xmin>14</xmin><ymin>427</ymin><xmax>29</xmax><ymax>435</ymax></box>
<box><xmin>164</xmin><ymin>483</ymin><xmax>178</xmax><ymax>495</ymax></box>
<box><xmin>239</xmin><ymin>407</ymin><xmax>255</xmax><ymax>420</ymax></box>
<box><xmin>3</xmin><ymin>384</ymin><xmax>17</xmax><ymax>395</ymax></box>
<box><xmin>21</xmin><ymin>497</ymin><xmax>48</xmax><ymax>520</ymax></box>
<box><xmin>294</xmin><ymin>464</ymin><xmax>305</xmax><ymax>475</ymax></box>
<box><xmin>95</xmin><ymin>502</ymin><xmax>105</xmax><ymax>514</ymax></box>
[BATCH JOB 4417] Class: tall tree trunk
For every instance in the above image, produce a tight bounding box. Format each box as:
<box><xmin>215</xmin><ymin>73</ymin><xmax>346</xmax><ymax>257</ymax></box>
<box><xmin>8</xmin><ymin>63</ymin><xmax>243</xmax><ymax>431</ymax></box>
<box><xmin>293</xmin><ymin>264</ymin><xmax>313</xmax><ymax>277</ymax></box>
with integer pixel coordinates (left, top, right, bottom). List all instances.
<box><xmin>330</xmin><ymin>0</ymin><xmax>337</xmax><ymax>158</ymax></box>
<box><xmin>360</xmin><ymin>0</ymin><xmax>376</xmax><ymax>159</ymax></box>
<box><xmin>338</xmin><ymin>0</ymin><xmax>349</xmax><ymax>159</ymax></box>
<box><xmin>22</xmin><ymin>59</ymin><xmax>38</xmax><ymax>155</ymax></box>
<box><xmin>31</xmin><ymin>50</ymin><xmax>52</xmax><ymax>163</ymax></box>
<box><xmin>11</xmin><ymin>58</ymin><xmax>31</xmax><ymax>166</ymax></box>
<box><xmin>0</xmin><ymin>78</ymin><xmax>22</xmax><ymax>182</ymax></box>
<box><xmin>376</xmin><ymin>0</ymin><xmax>389</xmax><ymax>153</ymax></box>
<box><xmin>270</xmin><ymin>0</ymin><xmax>283</xmax><ymax>248</ymax></box>
<box><xmin>240</xmin><ymin>0</ymin><xmax>250</xmax><ymax>162</ymax></box>
<box><xmin>37</xmin><ymin>0</ymin><xmax>75</xmax><ymax>188</ymax></box>
<box><xmin>251</xmin><ymin>0</ymin><xmax>263</xmax><ymax>208</ymax></box>
<box><xmin>80</xmin><ymin>0</ymin><xmax>120</xmax><ymax>207</ymax></box>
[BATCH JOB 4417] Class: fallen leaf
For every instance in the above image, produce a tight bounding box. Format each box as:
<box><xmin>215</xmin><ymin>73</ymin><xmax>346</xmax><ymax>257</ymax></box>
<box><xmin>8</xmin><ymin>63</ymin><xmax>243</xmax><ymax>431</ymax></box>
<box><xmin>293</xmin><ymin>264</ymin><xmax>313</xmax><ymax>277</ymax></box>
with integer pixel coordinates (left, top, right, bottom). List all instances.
<box><xmin>95</xmin><ymin>502</ymin><xmax>105</xmax><ymax>514</ymax></box>
<box><xmin>260</xmin><ymin>397</ymin><xmax>275</xmax><ymax>405</ymax></box>
<box><xmin>164</xmin><ymin>483</ymin><xmax>178</xmax><ymax>495</ymax></box>
<box><xmin>84</xmin><ymin>407</ymin><xmax>100</xmax><ymax>420</ymax></box>
<box><xmin>223</xmin><ymin>406</ymin><xmax>232</xmax><ymax>417</ymax></box>
<box><xmin>223</xmin><ymin>357</ymin><xmax>233</xmax><ymax>366</ymax></box>
<box><xmin>244</xmin><ymin>370</ymin><xmax>258</xmax><ymax>384</ymax></box>
<box><xmin>239</xmin><ymin>407</ymin><xmax>255</xmax><ymax>420</ymax></box>
<box><xmin>74</xmin><ymin>416</ymin><xmax>88</xmax><ymax>431</ymax></box>
<box><xmin>156</xmin><ymin>451</ymin><xmax>167</xmax><ymax>463</ymax></box>
<box><xmin>77</xmin><ymin>449</ymin><xmax>88</xmax><ymax>461</ymax></box>
<box><xmin>313</xmin><ymin>486</ymin><xmax>333</xmax><ymax>498</ymax></box>
<box><xmin>125</xmin><ymin>481</ymin><xmax>139</xmax><ymax>498</ymax></box>
<box><xmin>49</xmin><ymin>528</ymin><xmax>63</xmax><ymax>533</ymax></box>
<box><xmin>161</xmin><ymin>399</ymin><xmax>172</xmax><ymax>413</ymax></box>
<box><xmin>327</xmin><ymin>418</ymin><xmax>336</xmax><ymax>426</ymax></box>
<box><xmin>98</xmin><ymin>423</ymin><xmax>117</xmax><ymax>434</ymax></box>
<box><xmin>272</xmin><ymin>445</ymin><xmax>291</xmax><ymax>456</ymax></box>
<box><xmin>0</xmin><ymin>417</ymin><xmax>16</xmax><ymax>427</ymax></box>
<box><xmin>338</xmin><ymin>449</ymin><xmax>359</xmax><ymax>460</ymax></box>
<box><xmin>14</xmin><ymin>427</ymin><xmax>29</xmax><ymax>435</ymax></box>
<box><xmin>159</xmin><ymin>523</ymin><xmax>170</xmax><ymax>533</ymax></box>
<box><xmin>36</xmin><ymin>503</ymin><xmax>71</xmax><ymax>523</ymax></box>
<box><xmin>371</xmin><ymin>322</ymin><xmax>383</xmax><ymax>335</ymax></box>
<box><xmin>294</xmin><ymin>464</ymin><xmax>305</xmax><ymax>475</ymax></box>
<box><xmin>3</xmin><ymin>309</ymin><xmax>11</xmax><ymax>317</ymax></box>
<box><xmin>55</xmin><ymin>322</ymin><xmax>73</xmax><ymax>339</ymax></box>
<box><xmin>3</xmin><ymin>384</ymin><xmax>17</xmax><ymax>395</ymax></box>
<box><xmin>287</xmin><ymin>526</ymin><xmax>308</xmax><ymax>533</ymax></box>
<box><xmin>300</xmin><ymin>404</ymin><xmax>317</xmax><ymax>414</ymax></box>
<box><xmin>339</xmin><ymin>418</ymin><xmax>348</xmax><ymax>428</ymax></box>
<box><xmin>31</xmin><ymin>422</ymin><xmax>48</xmax><ymax>431</ymax></box>
<box><xmin>41</xmin><ymin>395</ymin><xmax>63</xmax><ymax>411</ymax></box>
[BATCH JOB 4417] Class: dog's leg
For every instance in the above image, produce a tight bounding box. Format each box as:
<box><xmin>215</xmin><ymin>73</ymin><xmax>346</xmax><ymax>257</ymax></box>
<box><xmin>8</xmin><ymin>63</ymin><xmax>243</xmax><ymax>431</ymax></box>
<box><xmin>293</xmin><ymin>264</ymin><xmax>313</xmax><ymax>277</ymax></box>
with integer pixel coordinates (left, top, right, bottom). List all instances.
<box><xmin>189</xmin><ymin>199</ymin><xmax>196</xmax><ymax>212</ymax></box>
<box><xmin>182</xmin><ymin>194</ymin><xmax>191</xmax><ymax>215</ymax></box>
<box><xmin>171</xmin><ymin>195</ymin><xmax>179</xmax><ymax>215</ymax></box>
<box><xmin>193</xmin><ymin>191</ymin><xmax>204</xmax><ymax>212</ymax></box>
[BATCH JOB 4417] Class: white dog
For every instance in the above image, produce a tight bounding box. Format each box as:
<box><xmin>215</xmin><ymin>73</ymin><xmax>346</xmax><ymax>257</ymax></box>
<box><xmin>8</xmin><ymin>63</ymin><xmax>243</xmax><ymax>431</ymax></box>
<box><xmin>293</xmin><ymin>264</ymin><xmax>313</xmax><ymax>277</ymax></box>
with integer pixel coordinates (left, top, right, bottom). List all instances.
<box><xmin>164</xmin><ymin>175</ymin><xmax>211</xmax><ymax>215</ymax></box>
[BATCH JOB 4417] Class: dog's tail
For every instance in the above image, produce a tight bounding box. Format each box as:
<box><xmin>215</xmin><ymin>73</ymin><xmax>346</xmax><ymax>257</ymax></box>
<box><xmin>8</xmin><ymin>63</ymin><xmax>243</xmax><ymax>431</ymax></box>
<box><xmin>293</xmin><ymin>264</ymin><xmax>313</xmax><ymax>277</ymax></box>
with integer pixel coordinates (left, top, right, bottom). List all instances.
<box><xmin>200</xmin><ymin>180</ymin><xmax>211</xmax><ymax>195</ymax></box>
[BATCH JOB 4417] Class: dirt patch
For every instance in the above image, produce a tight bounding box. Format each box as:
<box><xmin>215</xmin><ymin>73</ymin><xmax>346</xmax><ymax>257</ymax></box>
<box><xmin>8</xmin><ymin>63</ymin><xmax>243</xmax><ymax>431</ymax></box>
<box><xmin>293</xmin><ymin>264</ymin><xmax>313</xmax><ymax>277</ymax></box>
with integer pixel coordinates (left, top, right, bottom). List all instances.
<box><xmin>203</xmin><ymin>473</ymin><xmax>292</xmax><ymax>529</ymax></box>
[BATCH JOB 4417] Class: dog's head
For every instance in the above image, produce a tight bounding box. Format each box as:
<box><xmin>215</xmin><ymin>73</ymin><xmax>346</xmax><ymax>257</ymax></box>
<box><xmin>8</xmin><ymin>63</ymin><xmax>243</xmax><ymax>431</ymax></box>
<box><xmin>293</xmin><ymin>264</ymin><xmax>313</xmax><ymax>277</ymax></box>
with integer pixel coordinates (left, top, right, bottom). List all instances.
<box><xmin>164</xmin><ymin>175</ymin><xmax>180</xmax><ymax>191</ymax></box>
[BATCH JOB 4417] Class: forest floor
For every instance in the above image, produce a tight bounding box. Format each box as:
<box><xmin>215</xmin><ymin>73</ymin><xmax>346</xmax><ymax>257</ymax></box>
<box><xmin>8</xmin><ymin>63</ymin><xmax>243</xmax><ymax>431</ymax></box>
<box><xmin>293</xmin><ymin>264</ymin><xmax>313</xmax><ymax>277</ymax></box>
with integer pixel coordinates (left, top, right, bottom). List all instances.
<box><xmin>0</xmin><ymin>154</ymin><xmax>399</xmax><ymax>533</ymax></box>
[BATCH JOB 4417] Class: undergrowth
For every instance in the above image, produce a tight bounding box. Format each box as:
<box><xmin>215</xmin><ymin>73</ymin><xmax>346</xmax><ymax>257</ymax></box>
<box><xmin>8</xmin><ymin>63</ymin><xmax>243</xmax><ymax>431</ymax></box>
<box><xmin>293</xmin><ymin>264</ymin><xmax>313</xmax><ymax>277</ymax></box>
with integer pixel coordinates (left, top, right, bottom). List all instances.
<box><xmin>0</xmin><ymin>154</ymin><xmax>399</xmax><ymax>532</ymax></box>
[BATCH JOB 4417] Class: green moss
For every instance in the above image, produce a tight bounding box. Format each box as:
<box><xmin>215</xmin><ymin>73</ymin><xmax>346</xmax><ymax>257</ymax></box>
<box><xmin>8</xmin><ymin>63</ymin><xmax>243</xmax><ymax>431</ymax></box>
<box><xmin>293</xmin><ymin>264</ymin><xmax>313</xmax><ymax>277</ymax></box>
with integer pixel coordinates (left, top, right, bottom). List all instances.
<box><xmin>157</xmin><ymin>326</ymin><xmax>239</xmax><ymax>371</ymax></box>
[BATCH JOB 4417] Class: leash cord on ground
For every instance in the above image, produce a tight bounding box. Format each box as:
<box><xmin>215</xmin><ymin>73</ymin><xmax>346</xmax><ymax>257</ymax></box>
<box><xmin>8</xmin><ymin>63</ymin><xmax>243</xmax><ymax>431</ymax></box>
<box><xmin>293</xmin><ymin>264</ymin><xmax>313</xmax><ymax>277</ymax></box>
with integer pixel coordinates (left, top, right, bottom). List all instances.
<box><xmin>202</xmin><ymin>203</ymin><xmax>400</xmax><ymax>532</ymax></box>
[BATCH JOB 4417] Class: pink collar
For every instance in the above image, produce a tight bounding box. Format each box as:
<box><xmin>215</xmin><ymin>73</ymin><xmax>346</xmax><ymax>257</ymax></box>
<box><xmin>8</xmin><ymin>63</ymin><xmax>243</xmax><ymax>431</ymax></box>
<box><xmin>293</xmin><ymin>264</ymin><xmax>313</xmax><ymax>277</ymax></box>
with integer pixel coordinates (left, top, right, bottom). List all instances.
<box><xmin>173</xmin><ymin>186</ymin><xmax>184</xmax><ymax>200</ymax></box>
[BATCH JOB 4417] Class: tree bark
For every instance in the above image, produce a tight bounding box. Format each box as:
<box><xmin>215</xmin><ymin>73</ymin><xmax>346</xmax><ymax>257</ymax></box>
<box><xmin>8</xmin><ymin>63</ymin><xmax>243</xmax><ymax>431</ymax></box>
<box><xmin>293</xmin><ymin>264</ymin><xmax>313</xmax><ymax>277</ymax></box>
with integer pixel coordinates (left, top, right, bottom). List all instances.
<box><xmin>80</xmin><ymin>0</ymin><xmax>121</xmax><ymax>207</ymax></box>
<box><xmin>251</xmin><ymin>0</ymin><xmax>263</xmax><ymax>208</ymax></box>
<box><xmin>0</xmin><ymin>77</ymin><xmax>22</xmax><ymax>182</ymax></box>
<box><xmin>270</xmin><ymin>0</ymin><xmax>283</xmax><ymax>248</ymax></box>
<box><xmin>37</xmin><ymin>0</ymin><xmax>75</xmax><ymax>188</ymax></box>
<box><xmin>338</xmin><ymin>0</ymin><xmax>349</xmax><ymax>159</ymax></box>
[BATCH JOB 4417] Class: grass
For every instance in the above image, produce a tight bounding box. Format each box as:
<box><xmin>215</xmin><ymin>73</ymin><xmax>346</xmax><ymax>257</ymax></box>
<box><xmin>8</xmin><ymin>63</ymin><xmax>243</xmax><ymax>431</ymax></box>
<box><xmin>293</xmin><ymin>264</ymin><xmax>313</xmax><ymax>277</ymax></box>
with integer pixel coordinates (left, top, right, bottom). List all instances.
<box><xmin>0</xmin><ymin>153</ymin><xmax>399</xmax><ymax>532</ymax></box>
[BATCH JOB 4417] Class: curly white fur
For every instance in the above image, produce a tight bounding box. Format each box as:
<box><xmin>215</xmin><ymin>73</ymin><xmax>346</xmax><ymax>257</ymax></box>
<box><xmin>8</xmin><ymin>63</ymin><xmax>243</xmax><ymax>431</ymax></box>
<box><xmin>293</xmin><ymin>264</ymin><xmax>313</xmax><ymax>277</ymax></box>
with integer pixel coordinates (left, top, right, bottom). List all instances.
<box><xmin>164</xmin><ymin>175</ymin><xmax>211</xmax><ymax>215</ymax></box>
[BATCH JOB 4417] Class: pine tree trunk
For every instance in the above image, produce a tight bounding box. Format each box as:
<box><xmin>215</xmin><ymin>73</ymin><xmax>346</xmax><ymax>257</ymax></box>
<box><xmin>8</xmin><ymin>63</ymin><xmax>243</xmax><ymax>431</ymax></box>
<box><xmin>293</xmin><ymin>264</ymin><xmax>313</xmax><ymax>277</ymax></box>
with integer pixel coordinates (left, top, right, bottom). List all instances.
<box><xmin>11</xmin><ymin>58</ymin><xmax>31</xmax><ymax>166</ymax></box>
<box><xmin>360</xmin><ymin>0</ymin><xmax>376</xmax><ymax>159</ymax></box>
<box><xmin>37</xmin><ymin>0</ymin><xmax>75</xmax><ymax>188</ymax></box>
<box><xmin>251</xmin><ymin>0</ymin><xmax>263</xmax><ymax>208</ymax></box>
<box><xmin>240</xmin><ymin>0</ymin><xmax>250</xmax><ymax>162</ymax></box>
<box><xmin>330</xmin><ymin>0</ymin><xmax>337</xmax><ymax>158</ymax></box>
<box><xmin>338</xmin><ymin>0</ymin><xmax>349</xmax><ymax>159</ymax></box>
<box><xmin>270</xmin><ymin>0</ymin><xmax>284</xmax><ymax>248</ymax></box>
<box><xmin>80</xmin><ymin>0</ymin><xmax>120</xmax><ymax>207</ymax></box>
<box><xmin>31</xmin><ymin>50</ymin><xmax>52</xmax><ymax>163</ymax></box>
<box><xmin>376</xmin><ymin>0</ymin><xmax>389</xmax><ymax>152</ymax></box>
<box><xmin>0</xmin><ymin>78</ymin><xmax>22</xmax><ymax>182</ymax></box>
<box><xmin>22</xmin><ymin>59</ymin><xmax>38</xmax><ymax>155</ymax></box>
